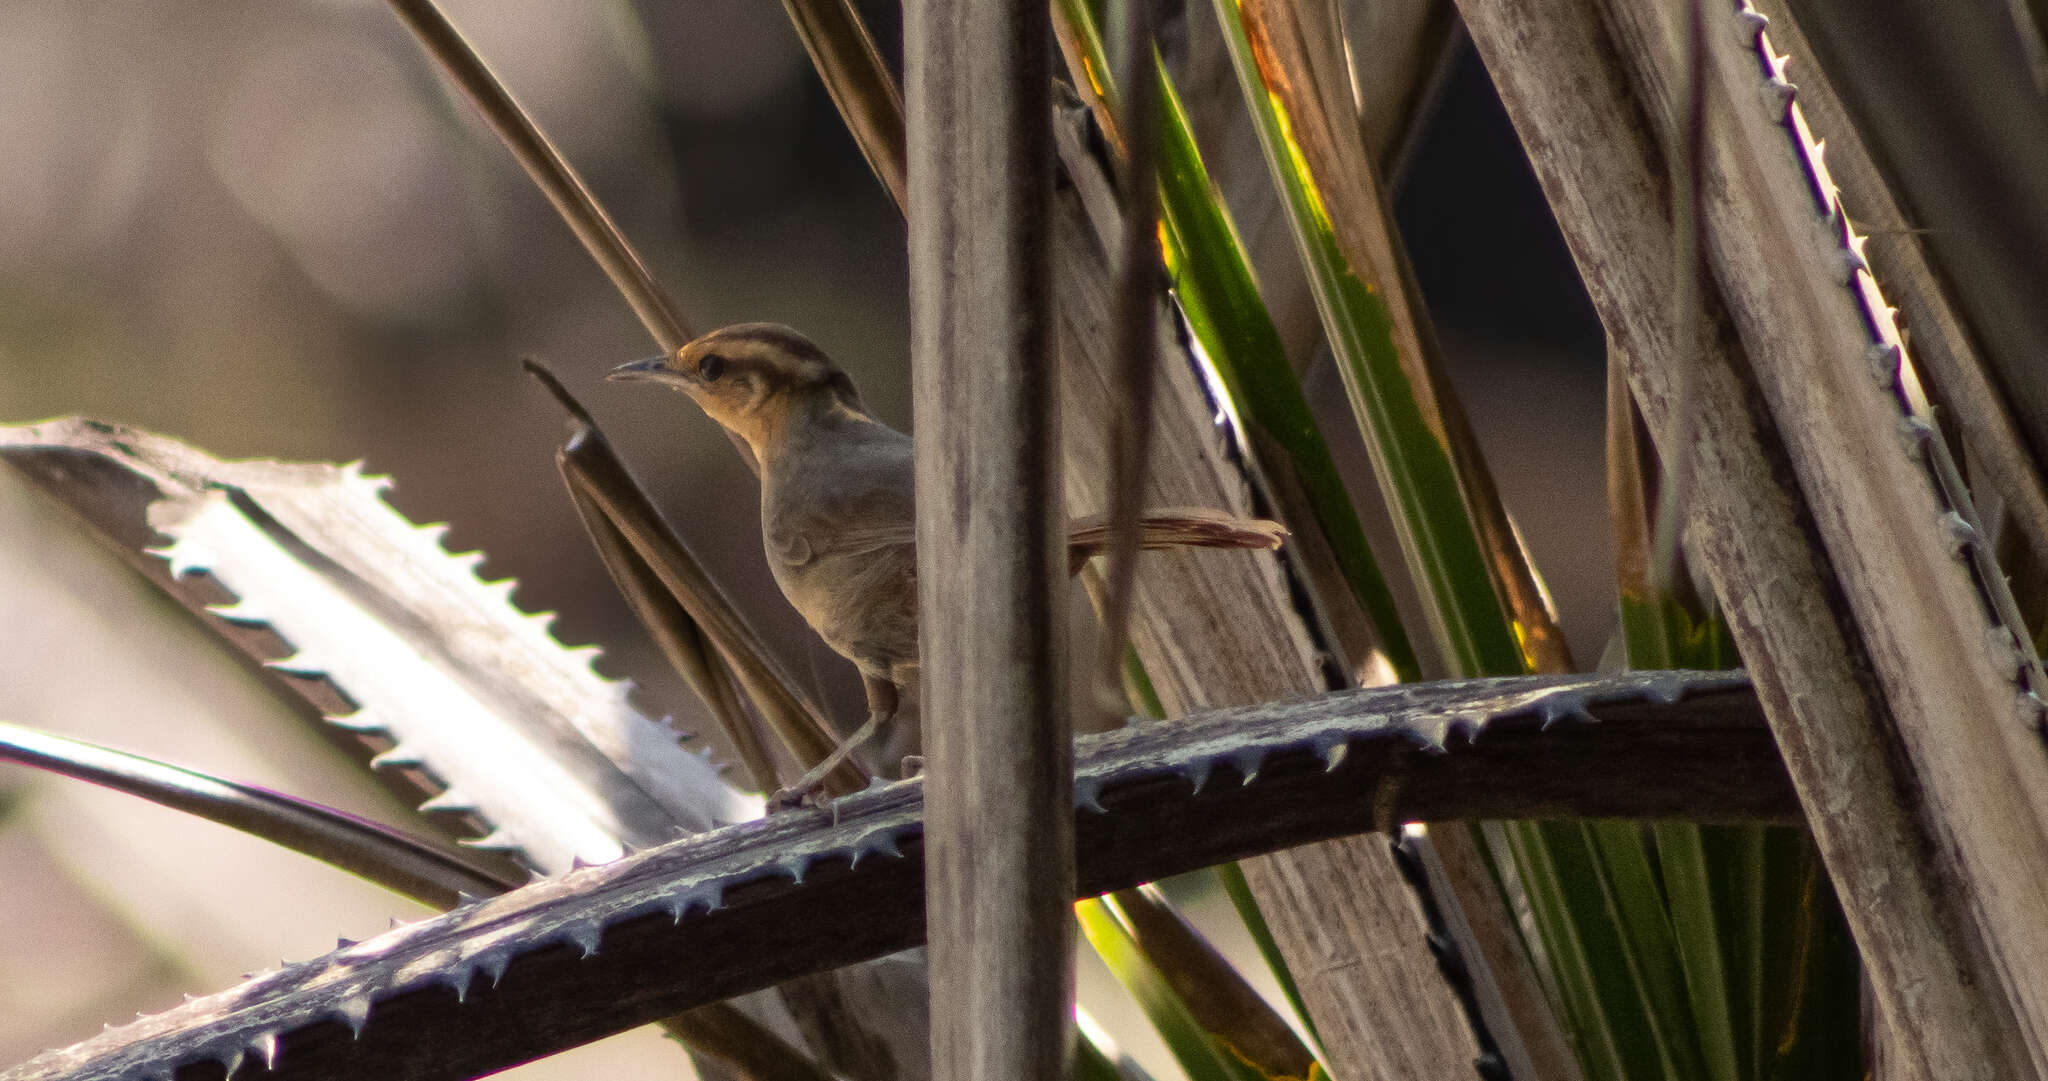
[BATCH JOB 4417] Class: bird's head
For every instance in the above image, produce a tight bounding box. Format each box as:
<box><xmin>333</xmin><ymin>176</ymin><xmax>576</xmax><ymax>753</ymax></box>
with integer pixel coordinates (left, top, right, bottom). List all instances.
<box><xmin>609</xmin><ymin>323</ymin><xmax>868</xmax><ymax>450</ymax></box>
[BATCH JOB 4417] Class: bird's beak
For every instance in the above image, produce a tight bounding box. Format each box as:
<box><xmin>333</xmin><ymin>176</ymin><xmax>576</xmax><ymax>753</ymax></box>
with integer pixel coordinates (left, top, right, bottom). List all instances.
<box><xmin>607</xmin><ymin>355</ymin><xmax>687</xmax><ymax>387</ymax></box>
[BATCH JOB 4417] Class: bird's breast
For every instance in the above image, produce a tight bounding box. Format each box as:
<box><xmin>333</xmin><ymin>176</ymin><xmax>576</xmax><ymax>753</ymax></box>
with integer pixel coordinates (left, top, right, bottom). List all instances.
<box><xmin>769</xmin><ymin>542</ymin><xmax>919</xmax><ymax>679</ymax></box>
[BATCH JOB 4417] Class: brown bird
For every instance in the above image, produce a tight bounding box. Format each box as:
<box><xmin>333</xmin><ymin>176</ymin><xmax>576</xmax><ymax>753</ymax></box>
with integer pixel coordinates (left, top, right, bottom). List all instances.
<box><xmin>611</xmin><ymin>323</ymin><xmax>1284</xmax><ymax>807</ymax></box>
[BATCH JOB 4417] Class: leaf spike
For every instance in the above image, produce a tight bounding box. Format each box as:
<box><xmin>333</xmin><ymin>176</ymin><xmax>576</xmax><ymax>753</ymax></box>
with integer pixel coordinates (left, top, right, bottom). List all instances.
<box><xmin>266</xmin><ymin>651</ymin><xmax>327</xmax><ymax>677</ymax></box>
<box><xmin>324</xmin><ymin>712</ymin><xmax>388</xmax><ymax>734</ymax></box>
<box><xmin>417</xmin><ymin>787</ymin><xmax>476</xmax><ymax>813</ymax></box>
<box><xmin>474</xmin><ymin>949</ymin><xmax>514</xmax><ymax>987</ymax></box>
<box><xmin>460</xmin><ymin>828</ymin><xmax>521</xmax><ymax>852</ymax></box>
<box><xmin>206</xmin><ymin>600</ymin><xmax>266</xmax><ymax>624</ymax></box>
<box><xmin>563</xmin><ymin>922</ymin><xmax>602</xmax><ymax>957</ymax></box>
<box><xmin>1319</xmin><ymin>740</ymin><xmax>1350</xmax><ymax>772</ymax></box>
<box><xmin>370</xmin><ymin>744</ymin><xmax>425</xmax><ymax>769</ymax></box>
<box><xmin>334</xmin><ymin>996</ymin><xmax>373</xmax><ymax>1037</ymax></box>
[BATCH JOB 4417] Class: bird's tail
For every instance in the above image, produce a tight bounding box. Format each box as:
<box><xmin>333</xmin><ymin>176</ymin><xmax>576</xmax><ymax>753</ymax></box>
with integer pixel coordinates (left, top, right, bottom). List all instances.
<box><xmin>1065</xmin><ymin>507</ymin><xmax>1287</xmax><ymax>575</ymax></box>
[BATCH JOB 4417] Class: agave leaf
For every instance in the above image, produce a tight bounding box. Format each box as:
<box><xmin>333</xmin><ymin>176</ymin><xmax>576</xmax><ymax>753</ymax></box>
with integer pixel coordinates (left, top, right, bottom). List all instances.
<box><xmin>1046</xmin><ymin>7</ymin><xmax>1443</xmax><ymax>1068</ymax></box>
<box><xmin>1075</xmin><ymin>1018</ymin><xmax>1154</xmax><ymax>1081</ymax></box>
<box><xmin>0</xmin><ymin>418</ymin><xmax>854</xmax><ymax>1081</ymax></box>
<box><xmin>0</xmin><ymin>719</ymin><xmax>513</xmax><ymax>908</ymax></box>
<box><xmin>778</xmin><ymin>0</ymin><xmax>907</xmax><ymax>211</ymax></box>
<box><xmin>1051</xmin><ymin>0</ymin><xmax>1416</xmax><ymax>681</ymax></box>
<box><xmin>1052</xmin><ymin>74</ymin><xmax>1519</xmax><ymax>1081</ymax></box>
<box><xmin>383</xmin><ymin>0</ymin><xmax>690</xmax><ymax>357</ymax></box>
<box><xmin>1080</xmin><ymin>580</ymin><xmax>1321</xmax><ymax>1070</ymax></box>
<box><xmin>1462</xmin><ymin>378</ymin><xmax>1724</xmax><ymax>1081</ymax></box>
<box><xmin>1208</xmin><ymin>7</ymin><xmax>1614</xmax><ymax>1080</ymax></box>
<box><xmin>1079</xmin><ymin>898</ymin><xmax>1264</xmax><ymax>1081</ymax></box>
<box><xmin>0</xmin><ymin>722</ymin><xmax>834</xmax><ymax>1081</ymax></box>
<box><xmin>560</xmin><ymin>469</ymin><xmax>782</xmax><ymax>794</ymax></box>
<box><xmin>1108</xmin><ymin>885</ymin><xmax>1323</xmax><ymax>1081</ymax></box>
<box><xmin>1613</xmin><ymin>364</ymin><xmax>1745</xmax><ymax>1081</ymax></box>
<box><xmin>0</xmin><ymin>417</ymin><xmax>755</xmax><ymax>873</ymax></box>
<box><xmin>1211</xmin><ymin>862</ymin><xmax>1318</xmax><ymax>1050</ymax></box>
<box><xmin>1213</xmin><ymin>0</ymin><xmax>1537</xmax><ymax>679</ymax></box>
<box><xmin>1650</xmin><ymin>821</ymin><xmax>1741</xmax><ymax>1081</ymax></box>
<box><xmin>1498</xmin><ymin>368</ymin><xmax>1718</xmax><ymax>1081</ymax></box>
<box><xmin>1605</xmin><ymin>367</ymin><xmax>1861</xmax><ymax>1081</ymax></box>
<box><xmin>11</xmin><ymin>668</ymin><xmax>1781</xmax><ymax>1081</ymax></box>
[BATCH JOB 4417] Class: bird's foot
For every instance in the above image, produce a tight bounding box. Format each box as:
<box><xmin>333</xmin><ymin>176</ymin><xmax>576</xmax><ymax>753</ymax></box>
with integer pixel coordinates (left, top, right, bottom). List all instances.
<box><xmin>767</xmin><ymin>784</ymin><xmax>826</xmax><ymax>814</ymax></box>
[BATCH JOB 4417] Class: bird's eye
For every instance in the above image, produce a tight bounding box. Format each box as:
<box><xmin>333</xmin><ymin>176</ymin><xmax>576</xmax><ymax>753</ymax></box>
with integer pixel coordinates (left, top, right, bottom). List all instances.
<box><xmin>699</xmin><ymin>353</ymin><xmax>727</xmax><ymax>381</ymax></box>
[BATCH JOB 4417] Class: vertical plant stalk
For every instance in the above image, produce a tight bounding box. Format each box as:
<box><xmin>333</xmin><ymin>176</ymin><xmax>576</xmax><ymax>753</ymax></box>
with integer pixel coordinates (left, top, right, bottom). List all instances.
<box><xmin>1452</xmin><ymin>0</ymin><xmax>2032</xmax><ymax>1075</ymax></box>
<box><xmin>1093</xmin><ymin>0</ymin><xmax>1166</xmax><ymax>724</ymax></box>
<box><xmin>1647</xmin><ymin>0</ymin><xmax>1707</xmax><ymax>595</ymax></box>
<box><xmin>905</xmin><ymin>6</ymin><xmax>1072</xmax><ymax>1081</ymax></box>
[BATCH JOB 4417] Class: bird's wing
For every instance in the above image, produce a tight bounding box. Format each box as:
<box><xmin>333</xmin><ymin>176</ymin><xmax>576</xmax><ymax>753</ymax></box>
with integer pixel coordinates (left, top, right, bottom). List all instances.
<box><xmin>800</xmin><ymin>515</ymin><xmax>917</xmax><ymax>560</ymax></box>
<box><xmin>766</xmin><ymin>438</ymin><xmax>917</xmax><ymax>567</ymax></box>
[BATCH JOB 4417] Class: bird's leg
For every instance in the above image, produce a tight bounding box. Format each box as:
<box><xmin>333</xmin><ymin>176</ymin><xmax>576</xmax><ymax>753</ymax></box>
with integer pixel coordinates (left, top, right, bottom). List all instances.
<box><xmin>769</xmin><ymin>676</ymin><xmax>899</xmax><ymax>810</ymax></box>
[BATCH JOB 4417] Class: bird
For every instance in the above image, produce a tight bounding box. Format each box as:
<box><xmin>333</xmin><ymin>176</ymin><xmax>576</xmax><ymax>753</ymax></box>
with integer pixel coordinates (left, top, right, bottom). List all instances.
<box><xmin>610</xmin><ymin>322</ymin><xmax>1285</xmax><ymax>807</ymax></box>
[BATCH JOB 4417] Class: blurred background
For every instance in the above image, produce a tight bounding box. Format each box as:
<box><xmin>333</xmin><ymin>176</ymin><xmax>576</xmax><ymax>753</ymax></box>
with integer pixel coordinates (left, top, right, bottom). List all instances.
<box><xmin>0</xmin><ymin>0</ymin><xmax>1607</xmax><ymax>1075</ymax></box>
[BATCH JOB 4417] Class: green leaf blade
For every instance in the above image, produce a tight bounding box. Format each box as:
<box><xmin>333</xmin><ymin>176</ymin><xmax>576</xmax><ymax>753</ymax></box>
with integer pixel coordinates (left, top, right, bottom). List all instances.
<box><xmin>1078</xmin><ymin>897</ymin><xmax>1269</xmax><ymax>1081</ymax></box>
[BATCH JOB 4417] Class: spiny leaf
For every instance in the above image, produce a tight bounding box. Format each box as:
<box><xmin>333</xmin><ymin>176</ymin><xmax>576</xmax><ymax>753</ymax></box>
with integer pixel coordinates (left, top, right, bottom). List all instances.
<box><xmin>0</xmin><ymin>418</ymin><xmax>756</xmax><ymax>875</ymax></box>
